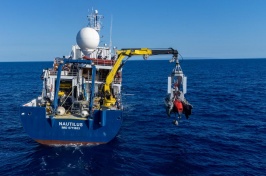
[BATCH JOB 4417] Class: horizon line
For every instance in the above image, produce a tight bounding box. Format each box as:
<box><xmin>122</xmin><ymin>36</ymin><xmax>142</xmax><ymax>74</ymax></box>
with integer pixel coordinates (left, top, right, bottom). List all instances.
<box><xmin>0</xmin><ymin>57</ymin><xmax>265</xmax><ymax>62</ymax></box>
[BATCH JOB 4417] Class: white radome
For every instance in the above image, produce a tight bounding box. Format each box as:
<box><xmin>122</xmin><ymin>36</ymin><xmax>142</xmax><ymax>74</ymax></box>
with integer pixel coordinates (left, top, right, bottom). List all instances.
<box><xmin>56</xmin><ymin>106</ymin><xmax>66</xmax><ymax>116</ymax></box>
<box><xmin>76</xmin><ymin>27</ymin><xmax>100</xmax><ymax>54</ymax></box>
<box><xmin>81</xmin><ymin>110</ymin><xmax>89</xmax><ymax>118</ymax></box>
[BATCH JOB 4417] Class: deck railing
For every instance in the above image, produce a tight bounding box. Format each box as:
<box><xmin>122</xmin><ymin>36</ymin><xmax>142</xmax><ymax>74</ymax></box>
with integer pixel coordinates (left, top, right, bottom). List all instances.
<box><xmin>49</xmin><ymin>70</ymin><xmax>78</xmax><ymax>76</ymax></box>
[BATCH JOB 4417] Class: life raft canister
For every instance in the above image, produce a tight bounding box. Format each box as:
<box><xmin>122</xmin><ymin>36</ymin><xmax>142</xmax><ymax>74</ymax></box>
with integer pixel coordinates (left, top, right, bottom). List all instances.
<box><xmin>174</xmin><ymin>100</ymin><xmax>183</xmax><ymax>114</ymax></box>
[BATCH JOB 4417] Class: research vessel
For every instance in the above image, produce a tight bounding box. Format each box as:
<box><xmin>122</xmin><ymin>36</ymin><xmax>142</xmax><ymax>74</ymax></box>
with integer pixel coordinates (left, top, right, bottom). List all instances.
<box><xmin>20</xmin><ymin>10</ymin><xmax>192</xmax><ymax>145</ymax></box>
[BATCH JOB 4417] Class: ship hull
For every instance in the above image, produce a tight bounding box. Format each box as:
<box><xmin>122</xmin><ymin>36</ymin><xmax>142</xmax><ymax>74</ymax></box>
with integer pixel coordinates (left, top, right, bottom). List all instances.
<box><xmin>20</xmin><ymin>106</ymin><xmax>123</xmax><ymax>145</ymax></box>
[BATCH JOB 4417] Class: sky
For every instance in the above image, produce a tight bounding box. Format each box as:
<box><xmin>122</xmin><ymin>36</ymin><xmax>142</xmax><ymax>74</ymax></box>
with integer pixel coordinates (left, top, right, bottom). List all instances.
<box><xmin>0</xmin><ymin>0</ymin><xmax>266</xmax><ymax>61</ymax></box>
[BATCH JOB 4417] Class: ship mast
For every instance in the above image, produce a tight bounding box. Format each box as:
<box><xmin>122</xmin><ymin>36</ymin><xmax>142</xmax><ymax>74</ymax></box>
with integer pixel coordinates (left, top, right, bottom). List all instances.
<box><xmin>109</xmin><ymin>15</ymin><xmax>113</xmax><ymax>49</ymax></box>
<box><xmin>87</xmin><ymin>9</ymin><xmax>103</xmax><ymax>33</ymax></box>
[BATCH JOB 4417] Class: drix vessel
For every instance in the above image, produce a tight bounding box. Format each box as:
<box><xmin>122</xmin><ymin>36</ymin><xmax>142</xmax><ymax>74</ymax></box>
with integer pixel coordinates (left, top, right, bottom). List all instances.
<box><xmin>20</xmin><ymin>10</ymin><xmax>192</xmax><ymax>145</ymax></box>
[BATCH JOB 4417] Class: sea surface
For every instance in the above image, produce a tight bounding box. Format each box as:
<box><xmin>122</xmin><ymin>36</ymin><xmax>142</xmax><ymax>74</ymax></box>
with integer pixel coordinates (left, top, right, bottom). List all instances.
<box><xmin>0</xmin><ymin>59</ymin><xmax>266</xmax><ymax>175</ymax></box>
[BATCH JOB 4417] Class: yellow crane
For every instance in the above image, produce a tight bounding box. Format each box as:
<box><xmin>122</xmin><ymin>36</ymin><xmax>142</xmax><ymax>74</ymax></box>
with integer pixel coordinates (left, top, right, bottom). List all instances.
<box><xmin>103</xmin><ymin>48</ymin><xmax>178</xmax><ymax>107</ymax></box>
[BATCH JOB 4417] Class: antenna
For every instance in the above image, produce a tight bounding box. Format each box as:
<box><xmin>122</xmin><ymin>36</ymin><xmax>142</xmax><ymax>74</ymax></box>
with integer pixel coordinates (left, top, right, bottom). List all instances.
<box><xmin>109</xmin><ymin>15</ymin><xmax>113</xmax><ymax>49</ymax></box>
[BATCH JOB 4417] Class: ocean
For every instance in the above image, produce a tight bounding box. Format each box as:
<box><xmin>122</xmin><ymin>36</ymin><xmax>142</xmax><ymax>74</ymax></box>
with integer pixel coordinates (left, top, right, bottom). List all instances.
<box><xmin>0</xmin><ymin>59</ymin><xmax>265</xmax><ymax>175</ymax></box>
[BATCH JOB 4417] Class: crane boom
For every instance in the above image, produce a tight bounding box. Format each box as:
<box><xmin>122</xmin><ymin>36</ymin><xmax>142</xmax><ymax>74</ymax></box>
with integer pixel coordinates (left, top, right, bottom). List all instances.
<box><xmin>103</xmin><ymin>48</ymin><xmax>178</xmax><ymax>107</ymax></box>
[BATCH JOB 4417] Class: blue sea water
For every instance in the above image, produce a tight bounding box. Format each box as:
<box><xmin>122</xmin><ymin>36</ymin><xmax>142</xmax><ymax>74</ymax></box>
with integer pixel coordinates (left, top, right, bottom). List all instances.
<box><xmin>0</xmin><ymin>59</ymin><xmax>266</xmax><ymax>175</ymax></box>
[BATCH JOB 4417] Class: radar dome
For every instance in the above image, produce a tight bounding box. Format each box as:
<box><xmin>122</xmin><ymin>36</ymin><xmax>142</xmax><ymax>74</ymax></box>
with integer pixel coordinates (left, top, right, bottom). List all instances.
<box><xmin>76</xmin><ymin>27</ymin><xmax>100</xmax><ymax>54</ymax></box>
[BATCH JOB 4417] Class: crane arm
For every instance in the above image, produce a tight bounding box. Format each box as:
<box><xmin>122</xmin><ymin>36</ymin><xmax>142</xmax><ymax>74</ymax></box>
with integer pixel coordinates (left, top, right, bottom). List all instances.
<box><xmin>103</xmin><ymin>48</ymin><xmax>178</xmax><ymax>107</ymax></box>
